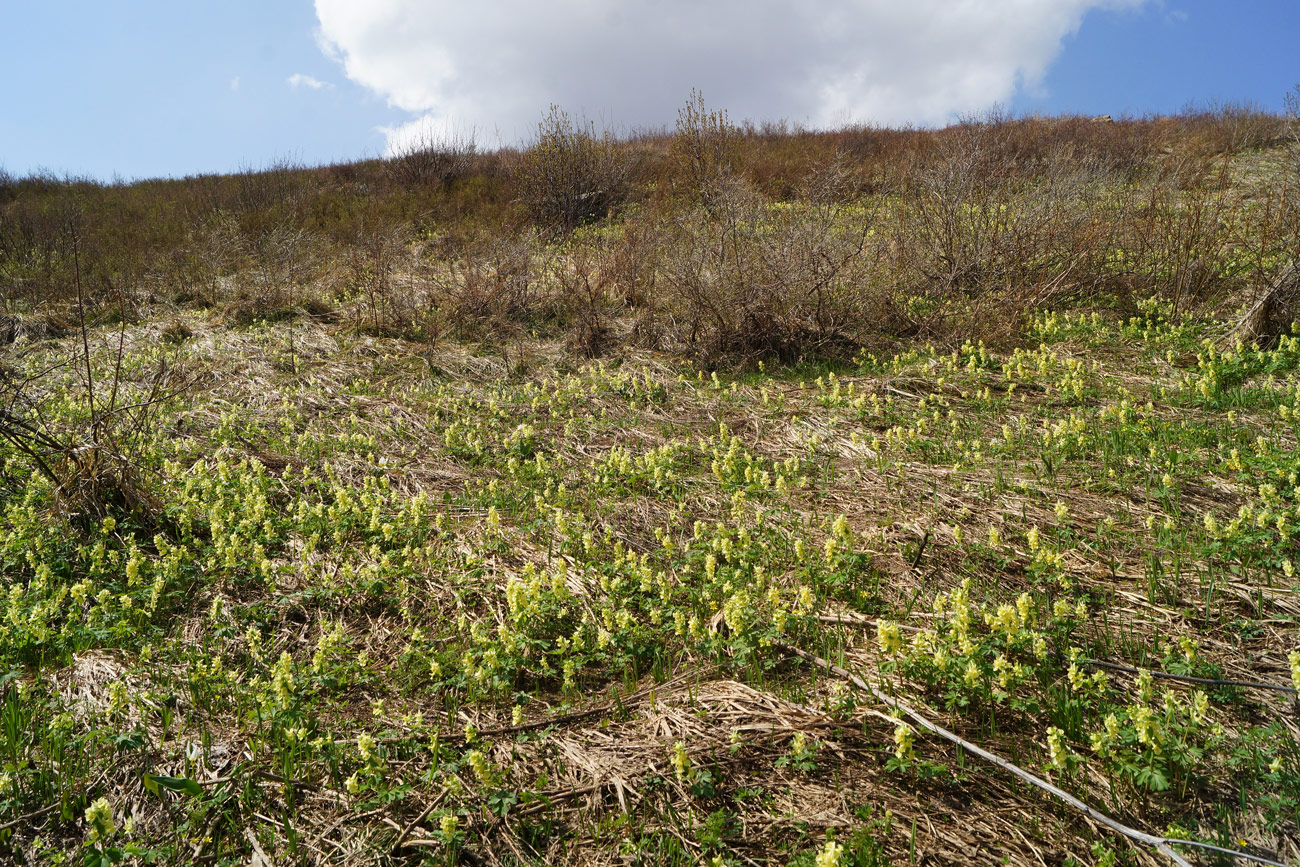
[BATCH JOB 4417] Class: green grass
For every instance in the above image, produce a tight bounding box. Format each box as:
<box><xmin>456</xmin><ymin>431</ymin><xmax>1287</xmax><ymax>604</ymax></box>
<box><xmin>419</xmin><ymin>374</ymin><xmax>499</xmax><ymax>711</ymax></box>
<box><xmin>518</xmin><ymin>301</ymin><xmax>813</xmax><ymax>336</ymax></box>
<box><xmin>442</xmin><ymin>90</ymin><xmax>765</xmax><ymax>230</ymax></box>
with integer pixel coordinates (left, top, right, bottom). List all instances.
<box><xmin>2</xmin><ymin>101</ymin><xmax>1299</xmax><ymax>864</ymax></box>
<box><xmin>1</xmin><ymin>299</ymin><xmax>1298</xmax><ymax>865</ymax></box>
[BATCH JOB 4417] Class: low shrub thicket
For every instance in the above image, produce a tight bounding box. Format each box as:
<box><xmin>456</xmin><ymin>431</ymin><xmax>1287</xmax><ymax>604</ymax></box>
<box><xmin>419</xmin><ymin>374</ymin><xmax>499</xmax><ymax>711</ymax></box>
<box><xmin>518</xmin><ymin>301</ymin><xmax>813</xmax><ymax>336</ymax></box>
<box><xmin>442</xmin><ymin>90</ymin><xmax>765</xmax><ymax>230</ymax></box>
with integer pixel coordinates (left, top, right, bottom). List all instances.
<box><xmin>3</xmin><ymin>94</ymin><xmax>1298</xmax><ymax>362</ymax></box>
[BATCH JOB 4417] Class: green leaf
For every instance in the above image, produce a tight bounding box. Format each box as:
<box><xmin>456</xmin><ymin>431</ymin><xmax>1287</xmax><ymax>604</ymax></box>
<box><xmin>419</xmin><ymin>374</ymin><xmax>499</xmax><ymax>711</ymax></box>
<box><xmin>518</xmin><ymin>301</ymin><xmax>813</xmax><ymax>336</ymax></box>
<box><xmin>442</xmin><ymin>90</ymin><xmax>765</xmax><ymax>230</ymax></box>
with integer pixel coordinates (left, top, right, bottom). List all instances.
<box><xmin>143</xmin><ymin>773</ymin><xmax>202</xmax><ymax>797</ymax></box>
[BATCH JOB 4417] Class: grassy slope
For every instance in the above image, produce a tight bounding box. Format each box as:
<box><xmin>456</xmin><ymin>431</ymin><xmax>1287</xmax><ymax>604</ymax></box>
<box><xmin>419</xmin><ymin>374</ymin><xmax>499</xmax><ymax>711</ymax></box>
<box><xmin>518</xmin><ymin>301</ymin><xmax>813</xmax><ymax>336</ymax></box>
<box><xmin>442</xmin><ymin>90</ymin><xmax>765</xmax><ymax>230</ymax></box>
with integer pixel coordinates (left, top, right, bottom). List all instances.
<box><xmin>1</xmin><ymin>111</ymin><xmax>1299</xmax><ymax>866</ymax></box>
<box><xmin>1</xmin><ymin>298</ymin><xmax>1298</xmax><ymax>866</ymax></box>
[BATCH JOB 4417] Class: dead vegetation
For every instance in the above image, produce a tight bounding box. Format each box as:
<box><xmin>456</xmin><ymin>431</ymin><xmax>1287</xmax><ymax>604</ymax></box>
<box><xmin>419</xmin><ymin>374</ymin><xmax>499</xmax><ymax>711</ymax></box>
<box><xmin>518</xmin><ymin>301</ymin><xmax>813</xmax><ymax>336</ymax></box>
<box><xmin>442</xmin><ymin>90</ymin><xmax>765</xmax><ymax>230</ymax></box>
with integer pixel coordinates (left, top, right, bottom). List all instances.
<box><xmin>2</xmin><ymin>97</ymin><xmax>1300</xmax><ymax>866</ymax></box>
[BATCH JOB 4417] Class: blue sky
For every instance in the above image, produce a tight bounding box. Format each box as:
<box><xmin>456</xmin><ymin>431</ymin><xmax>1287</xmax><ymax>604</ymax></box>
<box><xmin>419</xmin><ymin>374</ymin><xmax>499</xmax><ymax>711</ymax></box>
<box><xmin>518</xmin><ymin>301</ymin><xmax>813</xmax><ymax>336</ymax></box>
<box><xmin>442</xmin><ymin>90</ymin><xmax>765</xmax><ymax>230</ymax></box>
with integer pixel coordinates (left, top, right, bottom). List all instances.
<box><xmin>1019</xmin><ymin>1</ymin><xmax>1300</xmax><ymax>119</ymax></box>
<box><xmin>2</xmin><ymin>0</ymin><xmax>1296</xmax><ymax>182</ymax></box>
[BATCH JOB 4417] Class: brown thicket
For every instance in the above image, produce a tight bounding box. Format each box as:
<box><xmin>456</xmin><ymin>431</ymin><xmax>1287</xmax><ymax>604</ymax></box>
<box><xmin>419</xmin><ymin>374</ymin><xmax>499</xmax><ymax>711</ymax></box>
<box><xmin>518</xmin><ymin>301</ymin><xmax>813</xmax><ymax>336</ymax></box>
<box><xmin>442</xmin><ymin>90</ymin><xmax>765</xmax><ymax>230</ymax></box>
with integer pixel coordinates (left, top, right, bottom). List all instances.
<box><xmin>2</xmin><ymin>98</ymin><xmax>1296</xmax><ymax>362</ymax></box>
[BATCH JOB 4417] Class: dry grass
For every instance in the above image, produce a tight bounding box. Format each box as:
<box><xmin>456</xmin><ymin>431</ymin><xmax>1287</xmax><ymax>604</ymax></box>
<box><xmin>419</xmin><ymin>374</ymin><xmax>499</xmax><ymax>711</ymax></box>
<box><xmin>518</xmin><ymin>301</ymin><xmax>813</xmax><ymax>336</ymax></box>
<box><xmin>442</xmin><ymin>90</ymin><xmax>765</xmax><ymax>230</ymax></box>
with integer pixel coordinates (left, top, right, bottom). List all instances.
<box><xmin>3</xmin><ymin>102</ymin><xmax>1300</xmax><ymax>866</ymax></box>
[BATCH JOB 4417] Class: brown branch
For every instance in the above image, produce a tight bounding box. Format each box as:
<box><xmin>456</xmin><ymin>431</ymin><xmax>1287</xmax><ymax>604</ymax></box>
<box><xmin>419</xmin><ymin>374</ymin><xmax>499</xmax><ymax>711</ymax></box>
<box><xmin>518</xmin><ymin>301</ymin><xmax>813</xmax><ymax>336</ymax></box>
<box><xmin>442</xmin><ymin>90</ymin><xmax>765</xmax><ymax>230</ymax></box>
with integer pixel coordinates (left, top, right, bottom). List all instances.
<box><xmin>1077</xmin><ymin>657</ymin><xmax>1297</xmax><ymax>695</ymax></box>
<box><xmin>778</xmin><ymin>642</ymin><xmax>1194</xmax><ymax>867</ymax></box>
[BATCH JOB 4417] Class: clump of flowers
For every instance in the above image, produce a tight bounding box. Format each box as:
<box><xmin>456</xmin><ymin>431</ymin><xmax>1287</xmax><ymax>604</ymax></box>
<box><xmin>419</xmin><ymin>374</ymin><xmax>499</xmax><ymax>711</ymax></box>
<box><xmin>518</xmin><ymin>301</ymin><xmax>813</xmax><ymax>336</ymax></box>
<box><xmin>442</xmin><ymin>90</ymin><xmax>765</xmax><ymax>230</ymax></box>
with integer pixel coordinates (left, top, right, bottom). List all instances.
<box><xmin>671</xmin><ymin>741</ymin><xmax>691</xmax><ymax>780</ymax></box>
<box><xmin>893</xmin><ymin>722</ymin><xmax>915</xmax><ymax>762</ymax></box>
<box><xmin>1046</xmin><ymin>726</ymin><xmax>1070</xmax><ymax>771</ymax></box>
<box><xmin>84</xmin><ymin>797</ymin><xmax>115</xmax><ymax>843</ymax></box>
<box><xmin>466</xmin><ymin>749</ymin><xmax>494</xmax><ymax>786</ymax></box>
<box><xmin>876</xmin><ymin>619</ymin><xmax>903</xmax><ymax>655</ymax></box>
<box><xmin>815</xmin><ymin>839</ymin><xmax>844</xmax><ymax>867</ymax></box>
<box><xmin>438</xmin><ymin>813</ymin><xmax>460</xmax><ymax>844</ymax></box>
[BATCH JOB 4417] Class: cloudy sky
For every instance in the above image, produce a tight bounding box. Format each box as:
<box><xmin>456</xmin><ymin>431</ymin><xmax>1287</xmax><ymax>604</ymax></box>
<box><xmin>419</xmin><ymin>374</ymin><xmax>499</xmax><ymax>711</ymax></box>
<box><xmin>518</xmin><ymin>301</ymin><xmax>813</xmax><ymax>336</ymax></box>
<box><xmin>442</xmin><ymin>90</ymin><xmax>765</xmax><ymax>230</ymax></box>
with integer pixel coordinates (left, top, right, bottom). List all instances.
<box><xmin>3</xmin><ymin>0</ymin><xmax>1297</xmax><ymax>180</ymax></box>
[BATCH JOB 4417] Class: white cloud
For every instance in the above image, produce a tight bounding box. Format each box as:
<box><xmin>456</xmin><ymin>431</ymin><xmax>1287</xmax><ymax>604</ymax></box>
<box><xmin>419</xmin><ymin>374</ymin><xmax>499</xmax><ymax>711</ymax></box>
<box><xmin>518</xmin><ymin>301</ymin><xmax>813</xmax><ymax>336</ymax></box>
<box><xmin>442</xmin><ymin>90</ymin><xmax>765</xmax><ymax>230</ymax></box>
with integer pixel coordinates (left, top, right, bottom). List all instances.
<box><xmin>315</xmin><ymin>0</ymin><xmax>1145</xmax><ymax>151</ymax></box>
<box><xmin>287</xmin><ymin>73</ymin><xmax>333</xmax><ymax>91</ymax></box>
<box><xmin>230</xmin><ymin>76</ymin><xmax>241</xmax><ymax>92</ymax></box>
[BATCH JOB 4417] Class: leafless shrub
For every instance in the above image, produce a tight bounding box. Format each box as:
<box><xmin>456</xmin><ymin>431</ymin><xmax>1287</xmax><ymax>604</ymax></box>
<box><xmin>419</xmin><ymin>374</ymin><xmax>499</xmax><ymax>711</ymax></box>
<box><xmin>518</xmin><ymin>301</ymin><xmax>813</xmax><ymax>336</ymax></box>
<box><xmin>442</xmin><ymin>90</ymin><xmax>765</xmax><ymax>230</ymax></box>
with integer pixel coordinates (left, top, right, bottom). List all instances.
<box><xmin>897</xmin><ymin>125</ymin><xmax>1113</xmax><ymax>305</ymax></box>
<box><xmin>0</xmin><ymin>194</ymin><xmax>81</xmax><ymax>307</ymax></box>
<box><xmin>1287</xmin><ymin>85</ymin><xmax>1300</xmax><ymax>166</ymax></box>
<box><xmin>602</xmin><ymin>219</ymin><xmax>664</xmax><ymax>312</ymax></box>
<box><xmin>671</xmin><ymin>90</ymin><xmax>742</xmax><ymax>202</ymax></box>
<box><xmin>516</xmin><ymin>106</ymin><xmax>629</xmax><ymax>232</ymax></box>
<box><xmin>655</xmin><ymin>166</ymin><xmax>884</xmax><ymax>362</ymax></box>
<box><xmin>555</xmin><ymin>240</ymin><xmax>618</xmax><ymax>358</ymax></box>
<box><xmin>433</xmin><ymin>232</ymin><xmax>546</xmax><ymax>338</ymax></box>
<box><xmin>1229</xmin><ymin>264</ymin><xmax>1299</xmax><ymax>348</ymax></box>
<box><xmin>0</xmin><ymin>258</ymin><xmax>188</xmax><ymax>531</ymax></box>
<box><xmin>230</xmin><ymin>156</ymin><xmax>307</xmax><ymax>216</ymax></box>
<box><xmin>1178</xmin><ymin>99</ymin><xmax>1288</xmax><ymax>155</ymax></box>
<box><xmin>218</xmin><ymin>222</ymin><xmax>325</xmax><ymax>323</ymax></box>
<box><xmin>1115</xmin><ymin>160</ymin><xmax>1240</xmax><ymax>313</ymax></box>
<box><xmin>385</xmin><ymin>128</ymin><xmax>478</xmax><ymax>188</ymax></box>
<box><xmin>345</xmin><ymin>227</ymin><xmax>433</xmax><ymax>338</ymax></box>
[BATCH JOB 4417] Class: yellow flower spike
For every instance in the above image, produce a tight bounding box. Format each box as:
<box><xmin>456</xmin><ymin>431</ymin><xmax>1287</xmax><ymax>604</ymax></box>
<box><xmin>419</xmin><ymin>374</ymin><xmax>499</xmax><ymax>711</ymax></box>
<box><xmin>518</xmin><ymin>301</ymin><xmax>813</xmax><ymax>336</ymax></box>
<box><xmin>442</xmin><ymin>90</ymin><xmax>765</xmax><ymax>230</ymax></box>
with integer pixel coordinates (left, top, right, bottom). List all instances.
<box><xmin>1046</xmin><ymin>726</ymin><xmax>1068</xmax><ymax>770</ymax></box>
<box><xmin>816</xmin><ymin>840</ymin><xmax>845</xmax><ymax>867</ymax></box>
<box><xmin>671</xmin><ymin>741</ymin><xmax>691</xmax><ymax>780</ymax></box>
<box><xmin>84</xmin><ymin>797</ymin><xmax>115</xmax><ymax>842</ymax></box>
<box><xmin>892</xmin><ymin>722</ymin><xmax>915</xmax><ymax>762</ymax></box>
<box><xmin>876</xmin><ymin>620</ymin><xmax>903</xmax><ymax>655</ymax></box>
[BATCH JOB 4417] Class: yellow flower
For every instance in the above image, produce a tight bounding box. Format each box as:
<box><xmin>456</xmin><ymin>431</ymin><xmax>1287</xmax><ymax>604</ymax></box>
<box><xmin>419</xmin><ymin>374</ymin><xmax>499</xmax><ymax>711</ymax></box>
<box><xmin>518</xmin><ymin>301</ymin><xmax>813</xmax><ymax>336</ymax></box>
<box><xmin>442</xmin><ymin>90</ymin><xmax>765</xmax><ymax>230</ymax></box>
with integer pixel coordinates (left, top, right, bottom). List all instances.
<box><xmin>671</xmin><ymin>741</ymin><xmax>691</xmax><ymax>780</ymax></box>
<box><xmin>796</xmin><ymin>585</ymin><xmax>814</xmax><ymax>611</ymax></box>
<box><xmin>1046</xmin><ymin>726</ymin><xmax>1068</xmax><ymax>770</ymax></box>
<box><xmin>1132</xmin><ymin>705</ymin><xmax>1162</xmax><ymax>753</ymax></box>
<box><xmin>891</xmin><ymin>721</ymin><xmax>915</xmax><ymax>761</ymax></box>
<box><xmin>467</xmin><ymin>749</ymin><xmax>492</xmax><ymax>785</ymax></box>
<box><xmin>84</xmin><ymin>797</ymin><xmax>115</xmax><ymax>842</ymax></box>
<box><xmin>1015</xmin><ymin>592</ymin><xmax>1032</xmax><ymax>624</ymax></box>
<box><xmin>876</xmin><ymin>620</ymin><xmax>903</xmax><ymax>655</ymax></box>
<box><xmin>1136</xmin><ymin>668</ymin><xmax>1154</xmax><ymax>704</ymax></box>
<box><xmin>816</xmin><ymin>840</ymin><xmax>845</xmax><ymax>867</ymax></box>
<box><xmin>988</xmin><ymin>603</ymin><xmax>1019</xmax><ymax>637</ymax></box>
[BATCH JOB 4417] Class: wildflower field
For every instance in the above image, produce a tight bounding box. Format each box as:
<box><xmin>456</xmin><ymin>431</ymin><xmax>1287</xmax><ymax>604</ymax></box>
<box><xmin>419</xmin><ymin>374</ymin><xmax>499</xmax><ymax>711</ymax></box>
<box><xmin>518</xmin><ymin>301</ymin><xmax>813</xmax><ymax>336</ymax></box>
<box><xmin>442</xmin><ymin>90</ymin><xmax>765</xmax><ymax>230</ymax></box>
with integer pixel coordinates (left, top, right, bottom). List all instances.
<box><xmin>2</xmin><ymin>102</ymin><xmax>1300</xmax><ymax>865</ymax></box>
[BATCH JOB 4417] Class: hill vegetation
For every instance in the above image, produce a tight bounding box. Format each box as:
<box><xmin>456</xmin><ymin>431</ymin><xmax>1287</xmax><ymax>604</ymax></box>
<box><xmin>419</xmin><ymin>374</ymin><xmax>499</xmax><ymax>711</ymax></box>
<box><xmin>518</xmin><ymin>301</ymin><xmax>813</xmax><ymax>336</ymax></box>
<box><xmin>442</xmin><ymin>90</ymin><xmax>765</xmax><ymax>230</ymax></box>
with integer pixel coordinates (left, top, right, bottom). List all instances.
<box><xmin>1</xmin><ymin>95</ymin><xmax>1299</xmax><ymax>866</ymax></box>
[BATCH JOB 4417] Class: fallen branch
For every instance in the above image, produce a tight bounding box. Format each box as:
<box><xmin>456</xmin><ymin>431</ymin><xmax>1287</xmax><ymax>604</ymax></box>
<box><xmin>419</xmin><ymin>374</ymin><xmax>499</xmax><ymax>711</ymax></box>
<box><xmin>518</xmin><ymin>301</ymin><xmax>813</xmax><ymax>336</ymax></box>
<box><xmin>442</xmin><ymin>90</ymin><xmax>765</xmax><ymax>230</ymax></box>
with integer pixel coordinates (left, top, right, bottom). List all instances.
<box><xmin>786</xmin><ymin>642</ymin><xmax>1293</xmax><ymax>866</ymax></box>
<box><xmin>0</xmin><ymin>803</ymin><xmax>58</xmax><ymax>833</ymax></box>
<box><xmin>1076</xmin><ymin>657</ymin><xmax>1296</xmax><ymax>696</ymax></box>
<box><xmin>392</xmin><ymin>790</ymin><xmax>448</xmax><ymax>852</ymax></box>
<box><xmin>778</xmin><ymin>643</ymin><xmax>1196</xmax><ymax>866</ymax></box>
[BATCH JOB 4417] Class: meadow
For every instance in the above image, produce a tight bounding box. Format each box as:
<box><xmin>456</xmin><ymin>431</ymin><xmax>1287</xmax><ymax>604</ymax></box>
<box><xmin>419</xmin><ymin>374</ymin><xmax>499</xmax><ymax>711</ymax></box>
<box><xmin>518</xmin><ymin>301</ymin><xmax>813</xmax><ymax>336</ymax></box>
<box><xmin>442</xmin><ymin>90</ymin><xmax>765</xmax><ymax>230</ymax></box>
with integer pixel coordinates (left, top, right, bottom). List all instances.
<box><xmin>1</xmin><ymin>96</ymin><xmax>1299</xmax><ymax>865</ymax></box>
